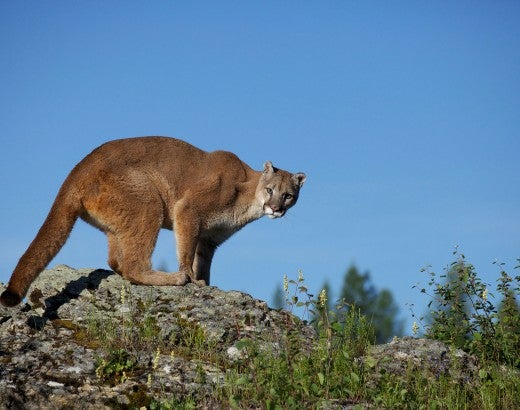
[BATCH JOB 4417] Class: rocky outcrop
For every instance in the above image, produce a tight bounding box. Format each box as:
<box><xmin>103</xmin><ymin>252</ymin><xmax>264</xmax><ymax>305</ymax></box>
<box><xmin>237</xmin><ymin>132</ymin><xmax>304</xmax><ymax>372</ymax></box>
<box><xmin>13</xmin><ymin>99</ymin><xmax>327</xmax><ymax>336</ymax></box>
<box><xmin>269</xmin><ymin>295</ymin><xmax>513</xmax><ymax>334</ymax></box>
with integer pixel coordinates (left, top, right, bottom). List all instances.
<box><xmin>0</xmin><ymin>266</ymin><xmax>314</xmax><ymax>409</ymax></box>
<box><xmin>1</xmin><ymin>266</ymin><xmax>481</xmax><ymax>409</ymax></box>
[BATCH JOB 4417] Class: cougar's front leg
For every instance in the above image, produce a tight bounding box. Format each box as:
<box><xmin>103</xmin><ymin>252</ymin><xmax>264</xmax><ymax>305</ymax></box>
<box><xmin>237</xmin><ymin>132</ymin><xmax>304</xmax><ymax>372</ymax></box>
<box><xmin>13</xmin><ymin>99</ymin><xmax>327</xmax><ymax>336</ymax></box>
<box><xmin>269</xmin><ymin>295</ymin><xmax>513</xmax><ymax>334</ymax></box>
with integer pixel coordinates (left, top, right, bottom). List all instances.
<box><xmin>192</xmin><ymin>239</ymin><xmax>217</xmax><ymax>286</ymax></box>
<box><xmin>173</xmin><ymin>202</ymin><xmax>204</xmax><ymax>285</ymax></box>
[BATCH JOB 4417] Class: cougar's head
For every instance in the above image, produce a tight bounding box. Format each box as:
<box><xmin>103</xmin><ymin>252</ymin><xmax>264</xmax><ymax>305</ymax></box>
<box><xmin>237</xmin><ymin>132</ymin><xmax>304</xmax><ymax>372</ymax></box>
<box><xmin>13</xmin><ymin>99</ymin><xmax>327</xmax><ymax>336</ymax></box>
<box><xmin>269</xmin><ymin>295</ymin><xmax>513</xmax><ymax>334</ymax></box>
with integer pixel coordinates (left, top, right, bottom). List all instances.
<box><xmin>257</xmin><ymin>161</ymin><xmax>306</xmax><ymax>219</ymax></box>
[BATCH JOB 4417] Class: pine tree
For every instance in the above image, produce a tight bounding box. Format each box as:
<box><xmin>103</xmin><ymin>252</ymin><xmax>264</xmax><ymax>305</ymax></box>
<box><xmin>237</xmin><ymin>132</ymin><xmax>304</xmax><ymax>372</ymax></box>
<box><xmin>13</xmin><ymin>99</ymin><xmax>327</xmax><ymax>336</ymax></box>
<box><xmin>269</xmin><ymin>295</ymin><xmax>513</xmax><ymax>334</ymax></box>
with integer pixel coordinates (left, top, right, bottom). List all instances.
<box><xmin>338</xmin><ymin>265</ymin><xmax>403</xmax><ymax>343</ymax></box>
<box><xmin>271</xmin><ymin>283</ymin><xmax>285</xmax><ymax>310</ymax></box>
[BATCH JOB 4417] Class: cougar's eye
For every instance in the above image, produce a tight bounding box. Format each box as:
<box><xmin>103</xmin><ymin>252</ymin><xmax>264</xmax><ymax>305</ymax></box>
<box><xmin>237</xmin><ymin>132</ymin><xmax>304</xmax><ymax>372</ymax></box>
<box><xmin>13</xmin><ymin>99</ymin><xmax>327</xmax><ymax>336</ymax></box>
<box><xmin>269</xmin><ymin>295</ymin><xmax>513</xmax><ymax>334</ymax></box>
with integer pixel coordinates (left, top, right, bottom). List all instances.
<box><xmin>283</xmin><ymin>193</ymin><xmax>293</xmax><ymax>200</ymax></box>
<box><xmin>266</xmin><ymin>188</ymin><xmax>273</xmax><ymax>195</ymax></box>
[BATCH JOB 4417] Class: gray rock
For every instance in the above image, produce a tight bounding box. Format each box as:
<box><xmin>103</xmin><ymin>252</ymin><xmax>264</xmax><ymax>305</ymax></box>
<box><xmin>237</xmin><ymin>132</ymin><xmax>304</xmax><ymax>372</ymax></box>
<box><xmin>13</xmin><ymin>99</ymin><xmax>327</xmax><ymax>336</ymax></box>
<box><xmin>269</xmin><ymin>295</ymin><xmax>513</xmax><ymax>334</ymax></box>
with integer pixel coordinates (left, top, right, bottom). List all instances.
<box><xmin>0</xmin><ymin>266</ymin><xmax>313</xmax><ymax>409</ymax></box>
<box><xmin>366</xmin><ymin>336</ymin><xmax>480</xmax><ymax>385</ymax></box>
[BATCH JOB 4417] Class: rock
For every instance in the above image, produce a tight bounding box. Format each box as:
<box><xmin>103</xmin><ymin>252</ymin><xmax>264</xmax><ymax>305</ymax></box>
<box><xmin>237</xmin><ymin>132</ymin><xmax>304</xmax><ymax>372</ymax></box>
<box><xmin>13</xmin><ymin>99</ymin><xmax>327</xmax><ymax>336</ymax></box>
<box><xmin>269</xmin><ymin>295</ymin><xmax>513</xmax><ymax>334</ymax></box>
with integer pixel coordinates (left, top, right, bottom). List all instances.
<box><xmin>0</xmin><ymin>266</ymin><xmax>313</xmax><ymax>409</ymax></box>
<box><xmin>0</xmin><ymin>266</ymin><xmax>484</xmax><ymax>409</ymax></box>
<box><xmin>366</xmin><ymin>337</ymin><xmax>480</xmax><ymax>385</ymax></box>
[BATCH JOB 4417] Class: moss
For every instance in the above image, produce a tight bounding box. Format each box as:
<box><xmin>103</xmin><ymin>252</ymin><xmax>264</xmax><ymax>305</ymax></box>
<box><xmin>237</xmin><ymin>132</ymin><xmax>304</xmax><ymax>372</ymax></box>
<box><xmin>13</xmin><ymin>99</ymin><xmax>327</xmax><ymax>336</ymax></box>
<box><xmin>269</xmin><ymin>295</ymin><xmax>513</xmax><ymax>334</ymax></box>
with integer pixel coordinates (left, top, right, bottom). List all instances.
<box><xmin>50</xmin><ymin>318</ymin><xmax>102</xmax><ymax>349</ymax></box>
<box><xmin>126</xmin><ymin>384</ymin><xmax>152</xmax><ymax>408</ymax></box>
<box><xmin>0</xmin><ymin>356</ymin><xmax>12</xmax><ymax>365</ymax></box>
<box><xmin>103</xmin><ymin>384</ymin><xmax>151</xmax><ymax>410</ymax></box>
<box><xmin>51</xmin><ymin>318</ymin><xmax>77</xmax><ymax>331</ymax></box>
<box><xmin>28</xmin><ymin>288</ymin><xmax>45</xmax><ymax>309</ymax></box>
<box><xmin>75</xmin><ymin>327</ymin><xmax>102</xmax><ymax>349</ymax></box>
<box><xmin>177</xmin><ymin>305</ymin><xmax>195</xmax><ymax>312</ymax></box>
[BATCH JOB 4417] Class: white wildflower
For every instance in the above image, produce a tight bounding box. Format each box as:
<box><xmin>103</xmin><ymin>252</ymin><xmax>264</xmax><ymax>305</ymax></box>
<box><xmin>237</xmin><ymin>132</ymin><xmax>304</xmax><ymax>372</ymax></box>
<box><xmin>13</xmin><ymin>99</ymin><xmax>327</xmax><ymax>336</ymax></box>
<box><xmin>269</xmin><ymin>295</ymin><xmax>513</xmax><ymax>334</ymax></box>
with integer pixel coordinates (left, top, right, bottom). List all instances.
<box><xmin>412</xmin><ymin>321</ymin><xmax>420</xmax><ymax>336</ymax></box>
<box><xmin>481</xmin><ymin>288</ymin><xmax>488</xmax><ymax>301</ymax></box>
<box><xmin>318</xmin><ymin>289</ymin><xmax>327</xmax><ymax>308</ymax></box>
<box><xmin>152</xmin><ymin>348</ymin><xmax>160</xmax><ymax>370</ymax></box>
<box><xmin>120</xmin><ymin>284</ymin><xmax>127</xmax><ymax>305</ymax></box>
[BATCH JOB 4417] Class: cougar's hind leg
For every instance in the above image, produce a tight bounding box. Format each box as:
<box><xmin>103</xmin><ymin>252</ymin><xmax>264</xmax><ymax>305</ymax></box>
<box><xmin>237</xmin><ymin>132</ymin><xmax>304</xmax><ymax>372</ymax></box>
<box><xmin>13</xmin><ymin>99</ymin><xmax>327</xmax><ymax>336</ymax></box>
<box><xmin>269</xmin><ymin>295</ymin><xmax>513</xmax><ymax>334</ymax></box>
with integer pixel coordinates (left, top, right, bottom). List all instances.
<box><xmin>84</xmin><ymin>173</ymin><xmax>189</xmax><ymax>287</ymax></box>
<box><xmin>107</xmin><ymin>233</ymin><xmax>122</xmax><ymax>275</ymax></box>
<box><xmin>111</xmin><ymin>212</ymin><xmax>189</xmax><ymax>287</ymax></box>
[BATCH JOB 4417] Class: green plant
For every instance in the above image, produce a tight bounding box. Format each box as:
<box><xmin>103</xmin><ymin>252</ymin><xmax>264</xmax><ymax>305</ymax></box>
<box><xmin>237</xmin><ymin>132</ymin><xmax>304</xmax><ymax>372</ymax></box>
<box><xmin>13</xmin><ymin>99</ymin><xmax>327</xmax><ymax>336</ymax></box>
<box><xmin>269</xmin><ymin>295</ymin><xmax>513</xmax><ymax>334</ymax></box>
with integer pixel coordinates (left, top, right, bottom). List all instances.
<box><xmin>95</xmin><ymin>348</ymin><xmax>136</xmax><ymax>385</ymax></box>
<box><xmin>149</xmin><ymin>397</ymin><xmax>197</xmax><ymax>410</ymax></box>
<box><xmin>413</xmin><ymin>248</ymin><xmax>520</xmax><ymax>368</ymax></box>
<box><xmin>221</xmin><ymin>270</ymin><xmax>520</xmax><ymax>408</ymax></box>
<box><xmin>219</xmin><ymin>273</ymin><xmax>374</xmax><ymax>409</ymax></box>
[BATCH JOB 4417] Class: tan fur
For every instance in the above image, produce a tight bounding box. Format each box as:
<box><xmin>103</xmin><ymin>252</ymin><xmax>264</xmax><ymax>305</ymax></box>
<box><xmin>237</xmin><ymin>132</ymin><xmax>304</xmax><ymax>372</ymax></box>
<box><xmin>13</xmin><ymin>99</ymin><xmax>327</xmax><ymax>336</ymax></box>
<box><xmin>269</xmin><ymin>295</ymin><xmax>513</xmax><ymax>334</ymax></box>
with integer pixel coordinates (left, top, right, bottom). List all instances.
<box><xmin>1</xmin><ymin>137</ymin><xmax>306</xmax><ymax>306</ymax></box>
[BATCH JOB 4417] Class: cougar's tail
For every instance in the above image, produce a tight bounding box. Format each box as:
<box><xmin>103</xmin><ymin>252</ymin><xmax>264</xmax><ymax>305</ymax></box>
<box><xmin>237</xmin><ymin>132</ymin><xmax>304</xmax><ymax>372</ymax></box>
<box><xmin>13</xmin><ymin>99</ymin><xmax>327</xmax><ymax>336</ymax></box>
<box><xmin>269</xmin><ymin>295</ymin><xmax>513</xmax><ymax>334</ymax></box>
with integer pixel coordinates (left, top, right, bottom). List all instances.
<box><xmin>1</xmin><ymin>187</ymin><xmax>81</xmax><ymax>307</ymax></box>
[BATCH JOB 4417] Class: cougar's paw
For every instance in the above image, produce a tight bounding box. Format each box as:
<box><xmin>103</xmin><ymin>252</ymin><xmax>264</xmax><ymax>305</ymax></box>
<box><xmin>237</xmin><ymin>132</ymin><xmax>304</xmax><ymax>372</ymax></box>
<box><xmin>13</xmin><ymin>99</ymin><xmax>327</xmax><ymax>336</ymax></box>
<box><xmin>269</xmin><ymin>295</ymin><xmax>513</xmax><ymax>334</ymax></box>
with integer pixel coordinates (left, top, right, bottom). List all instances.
<box><xmin>191</xmin><ymin>278</ymin><xmax>207</xmax><ymax>287</ymax></box>
<box><xmin>176</xmin><ymin>272</ymin><xmax>190</xmax><ymax>286</ymax></box>
<box><xmin>0</xmin><ymin>289</ymin><xmax>22</xmax><ymax>307</ymax></box>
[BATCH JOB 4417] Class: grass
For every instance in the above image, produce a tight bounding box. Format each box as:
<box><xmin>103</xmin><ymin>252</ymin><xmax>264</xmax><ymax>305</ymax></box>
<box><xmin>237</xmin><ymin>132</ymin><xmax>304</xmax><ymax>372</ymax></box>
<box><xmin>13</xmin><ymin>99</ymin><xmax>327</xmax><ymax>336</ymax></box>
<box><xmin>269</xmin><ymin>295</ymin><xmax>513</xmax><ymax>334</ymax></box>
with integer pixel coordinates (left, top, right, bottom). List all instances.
<box><xmin>77</xmin><ymin>254</ymin><xmax>519</xmax><ymax>409</ymax></box>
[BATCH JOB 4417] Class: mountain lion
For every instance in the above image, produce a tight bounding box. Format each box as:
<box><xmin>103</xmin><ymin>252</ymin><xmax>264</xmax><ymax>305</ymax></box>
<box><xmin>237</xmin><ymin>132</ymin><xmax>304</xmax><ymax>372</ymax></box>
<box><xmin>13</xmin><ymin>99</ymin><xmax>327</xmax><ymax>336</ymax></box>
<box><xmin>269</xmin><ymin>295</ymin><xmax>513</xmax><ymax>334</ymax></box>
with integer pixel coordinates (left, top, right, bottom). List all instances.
<box><xmin>1</xmin><ymin>137</ymin><xmax>306</xmax><ymax>307</ymax></box>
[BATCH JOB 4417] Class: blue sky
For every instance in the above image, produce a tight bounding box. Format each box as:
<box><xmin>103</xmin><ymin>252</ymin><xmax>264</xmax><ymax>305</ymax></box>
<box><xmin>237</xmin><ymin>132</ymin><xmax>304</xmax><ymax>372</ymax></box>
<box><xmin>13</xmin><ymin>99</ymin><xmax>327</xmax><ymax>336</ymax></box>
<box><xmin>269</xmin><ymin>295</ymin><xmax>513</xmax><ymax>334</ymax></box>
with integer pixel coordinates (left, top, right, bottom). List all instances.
<box><xmin>1</xmin><ymin>2</ymin><xmax>519</xmax><ymax>333</ymax></box>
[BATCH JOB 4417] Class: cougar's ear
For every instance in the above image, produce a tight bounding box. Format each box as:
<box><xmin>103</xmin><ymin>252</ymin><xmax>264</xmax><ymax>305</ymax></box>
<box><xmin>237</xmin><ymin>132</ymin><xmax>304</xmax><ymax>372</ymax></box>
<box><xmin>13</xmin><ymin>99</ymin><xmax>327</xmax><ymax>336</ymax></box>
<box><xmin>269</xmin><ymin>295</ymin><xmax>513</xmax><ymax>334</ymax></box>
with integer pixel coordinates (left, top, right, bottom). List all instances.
<box><xmin>263</xmin><ymin>161</ymin><xmax>275</xmax><ymax>175</ymax></box>
<box><xmin>292</xmin><ymin>172</ymin><xmax>306</xmax><ymax>188</ymax></box>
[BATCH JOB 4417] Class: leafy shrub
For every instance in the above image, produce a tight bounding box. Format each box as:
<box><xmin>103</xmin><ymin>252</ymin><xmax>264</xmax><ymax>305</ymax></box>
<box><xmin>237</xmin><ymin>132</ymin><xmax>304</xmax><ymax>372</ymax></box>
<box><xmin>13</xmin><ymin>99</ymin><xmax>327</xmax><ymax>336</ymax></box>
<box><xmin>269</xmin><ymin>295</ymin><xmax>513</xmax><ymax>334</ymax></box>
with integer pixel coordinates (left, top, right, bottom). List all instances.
<box><xmin>414</xmin><ymin>249</ymin><xmax>520</xmax><ymax>368</ymax></box>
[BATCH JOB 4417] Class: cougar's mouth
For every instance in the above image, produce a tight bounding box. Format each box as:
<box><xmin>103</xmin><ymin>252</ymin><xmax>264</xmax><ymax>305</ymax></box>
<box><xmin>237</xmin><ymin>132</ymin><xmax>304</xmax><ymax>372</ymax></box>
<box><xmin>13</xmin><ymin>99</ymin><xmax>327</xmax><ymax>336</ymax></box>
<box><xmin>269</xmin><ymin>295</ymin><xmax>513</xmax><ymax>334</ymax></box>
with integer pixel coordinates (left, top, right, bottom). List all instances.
<box><xmin>264</xmin><ymin>206</ymin><xmax>285</xmax><ymax>219</ymax></box>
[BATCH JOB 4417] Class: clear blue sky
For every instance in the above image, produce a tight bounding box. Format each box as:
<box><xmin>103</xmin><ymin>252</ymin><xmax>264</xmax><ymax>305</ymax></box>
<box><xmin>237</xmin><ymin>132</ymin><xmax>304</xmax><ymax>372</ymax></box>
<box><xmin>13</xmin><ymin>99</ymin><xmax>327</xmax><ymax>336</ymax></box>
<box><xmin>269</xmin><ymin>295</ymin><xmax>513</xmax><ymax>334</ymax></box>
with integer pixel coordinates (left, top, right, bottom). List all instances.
<box><xmin>1</xmin><ymin>2</ymin><xmax>519</xmax><ymax>333</ymax></box>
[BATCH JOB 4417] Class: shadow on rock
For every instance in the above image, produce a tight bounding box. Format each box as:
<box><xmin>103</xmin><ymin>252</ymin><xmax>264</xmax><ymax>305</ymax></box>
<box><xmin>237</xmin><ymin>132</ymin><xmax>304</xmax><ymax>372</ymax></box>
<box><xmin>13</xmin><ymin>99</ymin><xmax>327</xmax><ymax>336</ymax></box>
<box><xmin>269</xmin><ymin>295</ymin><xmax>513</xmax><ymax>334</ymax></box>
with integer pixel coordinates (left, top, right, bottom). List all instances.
<box><xmin>27</xmin><ymin>269</ymin><xmax>113</xmax><ymax>330</ymax></box>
